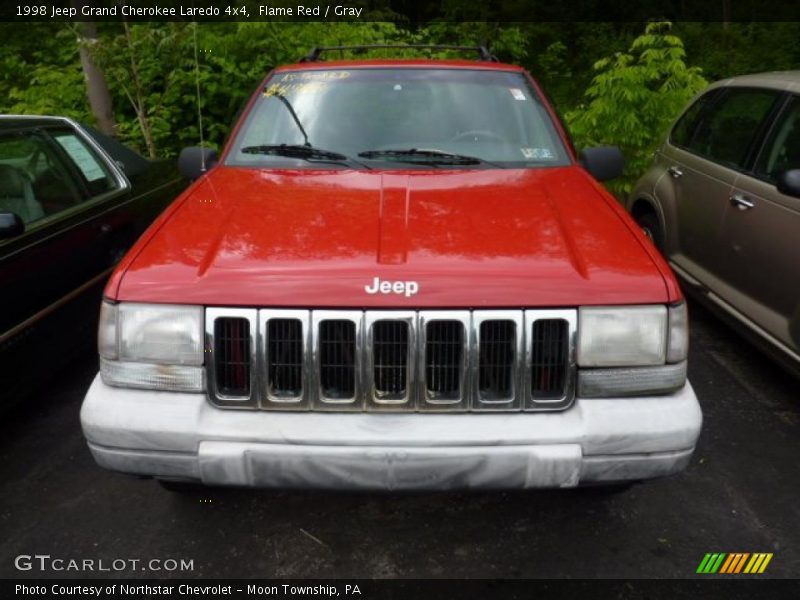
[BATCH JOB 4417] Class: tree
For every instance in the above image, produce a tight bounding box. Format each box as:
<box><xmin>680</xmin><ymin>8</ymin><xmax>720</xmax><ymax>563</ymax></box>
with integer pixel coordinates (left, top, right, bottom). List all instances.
<box><xmin>565</xmin><ymin>22</ymin><xmax>707</xmax><ymax>196</ymax></box>
<box><xmin>75</xmin><ymin>21</ymin><xmax>116</xmax><ymax>136</ymax></box>
<box><xmin>1</xmin><ymin>24</ymin><xmax>92</xmax><ymax>123</ymax></box>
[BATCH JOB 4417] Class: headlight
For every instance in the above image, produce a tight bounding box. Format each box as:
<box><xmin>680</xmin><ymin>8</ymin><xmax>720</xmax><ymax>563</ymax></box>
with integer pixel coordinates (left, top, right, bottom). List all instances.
<box><xmin>577</xmin><ymin>305</ymin><xmax>667</xmax><ymax>367</ymax></box>
<box><xmin>667</xmin><ymin>301</ymin><xmax>689</xmax><ymax>363</ymax></box>
<box><xmin>98</xmin><ymin>301</ymin><xmax>118</xmax><ymax>360</ymax></box>
<box><xmin>118</xmin><ymin>303</ymin><xmax>203</xmax><ymax>365</ymax></box>
<box><xmin>98</xmin><ymin>301</ymin><xmax>205</xmax><ymax>392</ymax></box>
<box><xmin>577</xmin><ymin>303</ymin><xmax>688</xmax><ymax>397</ymax></box>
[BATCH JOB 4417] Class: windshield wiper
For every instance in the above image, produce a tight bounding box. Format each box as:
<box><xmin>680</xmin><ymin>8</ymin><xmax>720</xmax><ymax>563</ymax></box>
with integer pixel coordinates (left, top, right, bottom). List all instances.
<box><xmin>357</xmin><ymin>148</ymin><xmax>502</xmax><ymax>168</ymax></box>
<box><xmin>241</xmin><ymin>144</ymin><xmax>370</xmax><ymax>170</ymax></box>
<box><xmin>273</xmin><ymin>93</ymin><xmax>310</xmax><ymax>147</ymax></box>
<box><xmin>251</xmin><ymin>93</ymin><xmax>368</xmax><ymax>169</ymax></box>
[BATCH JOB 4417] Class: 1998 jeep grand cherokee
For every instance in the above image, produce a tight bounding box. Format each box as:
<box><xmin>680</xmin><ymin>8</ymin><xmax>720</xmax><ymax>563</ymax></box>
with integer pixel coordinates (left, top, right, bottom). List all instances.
<box><xmin>80</xmin><ymin>46</ymin><xmax>702</xmax><ymax>491</ymax></box>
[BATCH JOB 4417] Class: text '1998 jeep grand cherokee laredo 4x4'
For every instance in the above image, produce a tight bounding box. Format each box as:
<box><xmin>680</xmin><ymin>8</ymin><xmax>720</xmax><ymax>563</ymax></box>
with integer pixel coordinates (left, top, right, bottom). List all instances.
<box><xmin>80</xmin><ymin>46</ymin><xmax>702</xmax><ymax>491</ymax></box>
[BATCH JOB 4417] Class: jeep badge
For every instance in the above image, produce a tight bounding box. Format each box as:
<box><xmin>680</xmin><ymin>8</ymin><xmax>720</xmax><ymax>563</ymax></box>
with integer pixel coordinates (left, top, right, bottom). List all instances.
<box><xmin>364</xmin><ymin>277</ymin><xmax>419</xmax><ymax>297</ymax></box>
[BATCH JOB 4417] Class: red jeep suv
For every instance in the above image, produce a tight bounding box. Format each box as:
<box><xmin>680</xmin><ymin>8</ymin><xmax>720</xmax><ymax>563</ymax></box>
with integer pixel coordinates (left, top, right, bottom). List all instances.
<box><xmin>80</xmin><ymin>46</ymin><xmax>702</xmax><ymax>491</ymax></box>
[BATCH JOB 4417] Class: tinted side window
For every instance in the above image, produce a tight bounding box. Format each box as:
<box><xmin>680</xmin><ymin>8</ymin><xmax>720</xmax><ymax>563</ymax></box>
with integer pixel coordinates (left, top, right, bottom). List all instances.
<box><xmin>689</xmin><ymin>89</ymin><xmax>779</xmax><ymax>168</ymax></box>
<box><xmin>755</xmin><ymin>95</ymin><xmax>800</xmax><ymax>182</ymax></box>
<box><xmin>0</xmin><ymin>132</ymin><xmax>82</xmax><ymax>225</ymax></box>
<box><xmin>670</xmin><ymin>90</ymin><xmax>718</xmax><ymax>148</ymax></box>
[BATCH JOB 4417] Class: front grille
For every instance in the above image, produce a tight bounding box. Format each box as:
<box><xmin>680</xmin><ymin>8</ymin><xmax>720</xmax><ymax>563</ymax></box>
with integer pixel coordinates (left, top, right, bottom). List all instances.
<box><xmin>214</xmin><ymin>317</ymin><xmax>251</xmax><ymax>397</ymax></box>
<box><xmin>530</xmin><ymin>319</ymin><xmax>569</xmax><ymax>399</ymax></box>
<box><xmin>373</xmin><ymin>320</ymin><xmax>409</xmax><ymax>398</ymax></box>
<box><xmin>206</xmin><ymin>309</ymin><xmax>576</xmax><ymax>411</ymax></box>
<box><xmin>424</xmin><ymin>320</ymin><xmax>464</xmax><ymax>401</ymax></box>
<box><xmin>478</xmin><ymin>320</ymin><xmax>516</xmax><ymax>400</ymax></box>
<box><xmin>319</xmin><ymin>320</ymin><xmax>356</xmax><ymax>399</ymax></box>
<box><xmin>267</xmin><ymin>319</ymin><xmax>303</xmax><ymax>398</ymax></box>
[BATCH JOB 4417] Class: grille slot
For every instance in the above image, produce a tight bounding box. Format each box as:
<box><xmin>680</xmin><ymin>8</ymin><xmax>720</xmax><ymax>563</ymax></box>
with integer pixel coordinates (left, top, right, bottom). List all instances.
<box><xmin>425</xmin><ymin>320</ymin><xmax>464</xmax><ymax>400</ymax></box>
<box><xmin>478</xmin><ymin>320</ymin><xmax>516</xmax><ymax>400</ymax></box>
<box><xmin>214</xmin><ymin>317</ymin><xmax>251</xmax><ymax>397</ymax></box>
<box><xmin>267</xmin><ymin>319</ymin><xmax>303</xmax><ymax>398</ymax></box>
<box><xmin>319</xmin><ymin>320</ymin><xmax>356</xmax><ymax>399</ymax></box>
<box><xmin>373</xmin><ymin>320</ymin><xmax>409</xmax><ymax>399</ymax></box>
<box><xmin>531</xmin><ymin>319</ymin><xmax>569</xmax><ymax>399</ymax></box>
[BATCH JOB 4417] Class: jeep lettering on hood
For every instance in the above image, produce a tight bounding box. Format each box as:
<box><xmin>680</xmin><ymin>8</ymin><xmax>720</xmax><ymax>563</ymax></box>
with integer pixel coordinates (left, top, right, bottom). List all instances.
<box><xmin>365</xmin><ymin>277</ymin><xmax>419</xmax><ymax>297</ymax></box>
<box><xmin>108</xmin><ymin>166</ymin><xmax>676</xmax><ymax>307</ymax></box>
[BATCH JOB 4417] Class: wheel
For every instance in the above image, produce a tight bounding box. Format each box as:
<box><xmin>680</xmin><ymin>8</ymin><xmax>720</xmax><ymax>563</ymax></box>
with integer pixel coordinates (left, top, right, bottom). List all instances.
<box><xmin>635</xmin><ymin>211</ymin><xmax>665</xmax><ymax>253</ymax></box>
<box><xmin>157</xmin><ymin>479</ymin><xmax>204</xmax><ymax>493</ymax></box>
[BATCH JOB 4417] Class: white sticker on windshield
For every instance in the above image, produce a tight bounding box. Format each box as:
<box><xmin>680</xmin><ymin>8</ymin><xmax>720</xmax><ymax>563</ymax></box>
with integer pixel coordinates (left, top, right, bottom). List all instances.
<box><xmin>521</xmin><ymin>147</ymin><xmax>556</xmax><ymax>160</ymax></box>
<box><xmin>54</xmin><ymin>134</ymin><xmax>107</xmax><ymax>182</ymax></box>
<box><xmin>510</xmin><ymin>88</ymin><xmax>526</xmax><ymax>101</ymax></box>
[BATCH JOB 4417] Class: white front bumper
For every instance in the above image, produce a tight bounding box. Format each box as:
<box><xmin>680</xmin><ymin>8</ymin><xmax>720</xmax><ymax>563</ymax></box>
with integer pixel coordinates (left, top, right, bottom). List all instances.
<box><xmin>80</xmin><ymin>375</ymin><xmax>702</xmax><ymax>490</ymax></box>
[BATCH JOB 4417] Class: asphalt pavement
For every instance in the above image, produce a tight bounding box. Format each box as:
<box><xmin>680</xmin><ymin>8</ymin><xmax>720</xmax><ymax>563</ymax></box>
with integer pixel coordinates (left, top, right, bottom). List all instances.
<box><xmin>1</xmin><ymin>300</ymin><xmax>798</xmax><ymax>579</ymax></box>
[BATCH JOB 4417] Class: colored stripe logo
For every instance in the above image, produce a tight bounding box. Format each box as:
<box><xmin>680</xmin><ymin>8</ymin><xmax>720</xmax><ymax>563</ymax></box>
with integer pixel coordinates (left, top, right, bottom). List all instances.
<box><xmin>697</xmin><ymin>553</ymin><xmax>773</xmax><ymax>574</ymax></box>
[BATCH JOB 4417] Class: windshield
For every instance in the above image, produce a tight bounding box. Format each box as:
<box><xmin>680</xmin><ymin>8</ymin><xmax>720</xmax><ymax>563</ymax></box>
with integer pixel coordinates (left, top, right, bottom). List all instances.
<box><xmin>226</xmin><ymin>68</ymin><xmax>571</xmax><ymax>169</ymax></box>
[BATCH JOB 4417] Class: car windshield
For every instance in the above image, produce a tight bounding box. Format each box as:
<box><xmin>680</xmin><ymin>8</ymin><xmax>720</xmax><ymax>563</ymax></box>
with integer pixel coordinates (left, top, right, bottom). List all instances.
<box><xmin>226</xmin><ymin>68</ymin><xmax>571</xmax><ymax>169</ymax></box>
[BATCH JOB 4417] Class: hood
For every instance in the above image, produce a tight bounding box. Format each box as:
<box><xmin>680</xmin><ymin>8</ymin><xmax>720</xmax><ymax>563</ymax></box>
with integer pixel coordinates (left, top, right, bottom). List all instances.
<box><xmin>112</xmin><ymin>166</ymin><xmax>674</xmax><ymax>307</ymax></box>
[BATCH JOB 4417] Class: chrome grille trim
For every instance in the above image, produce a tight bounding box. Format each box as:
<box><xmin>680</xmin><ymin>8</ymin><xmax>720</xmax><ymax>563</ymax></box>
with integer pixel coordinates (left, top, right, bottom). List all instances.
<box><xmin>418</xmin><ymin>311</ymin><xmax>470</xmax><ymax>411</ymax></box>
<box><xmin>524</xmin><ymin>309</ymin><xmax>577</xmax><ymax>410</ymax></box>
<box><xmin>365</xmin><ymin>311</ymin><xmax>416</xmax><ymax>410</ymax></box>
<box><xmin>206</xmin><ymin>308</ymin><xmax>577</xmax><ymax>412</ymax></box>
<box><xmin>471</xmin><ymin>311</ymin><xmax>524</xmax><ymax>410</ymax></box>
<box><xmin>260</xmin><ymin>309</ymin><xmax>310</xmax><ymax>410</ymax></box>
<box><xmin>266</xmin><ymin>320</ymin><xmax>304</xmax><ymax>397</ymax></box>
<box><xmin>205</xmin><ymin>308</ymin><xmax>258</xmax><ymax>408</ymax></box>
<box><xmin>311</xmin><ymin>311</ymin><xmax>364</xmax><ymax>410</ymax></box>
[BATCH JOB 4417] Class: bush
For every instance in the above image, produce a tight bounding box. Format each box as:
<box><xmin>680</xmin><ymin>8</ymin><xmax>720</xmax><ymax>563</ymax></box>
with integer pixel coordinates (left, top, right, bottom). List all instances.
<box><xmin>565</xmin><ymin>22</ymin><xmax>707</xmax><ymax>197</ymax></box>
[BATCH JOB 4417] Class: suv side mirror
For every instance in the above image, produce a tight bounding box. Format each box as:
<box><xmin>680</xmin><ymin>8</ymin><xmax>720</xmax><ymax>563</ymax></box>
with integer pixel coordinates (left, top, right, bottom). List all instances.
<box><xmin>0</xmin><ymin>212</ymin><xmax>24</xmax><ymax>239</ymax></box>
<box><xmin>178</xmin><ymin>147</ymin><xmax>218</xmax><ymax>180</ymax></box>
<box><xmin>579</xmin><ymin>146</ymin><xmax>625</xmax><ymax>182</ymax></box>
<box><xmin>776</xmin><ymin>169</ymin><xmax>800</xmax><ymax>198</ymax></box>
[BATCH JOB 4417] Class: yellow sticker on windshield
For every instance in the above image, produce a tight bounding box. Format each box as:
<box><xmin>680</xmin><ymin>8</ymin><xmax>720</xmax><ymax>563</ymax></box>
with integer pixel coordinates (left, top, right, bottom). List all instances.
<box><xmin>279</xmin><ymin>70</ymin><xmax>351</xmax><ymax>81</ymax></box>
<box><xmin>263</xmin><ymin>81</ymin><xmax>327</xmax><ymax>97</ymax></box>
<box><xmin>263</xmin><ymin>71</ymin><xmax>351</xmax><ymax>97</ymax></box>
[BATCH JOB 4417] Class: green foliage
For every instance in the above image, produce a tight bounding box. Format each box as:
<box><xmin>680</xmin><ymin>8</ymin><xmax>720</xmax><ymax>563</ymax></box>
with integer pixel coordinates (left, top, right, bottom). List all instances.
<box><xmin>87</xmin><ymin>21</ymin><xmax>414</xmax><ymax>156</ymax></box>
<box><xmin>1</xmin><ymin>18</ymin><xmax>792</xmax><ymax>174</ymax></box>
<box><xmin>79</xmin><ymin>20</ymin><xmax>528</xmax><ymax>157</ymax></box>
<box><xmin>675</xmin><ymin>22</ymin><xmax>800</xmax><ymax>82</ymax></box>
<box><xmin>522</xmin><ymin>22</ymin><xmax>638</xmax><ymax>114</ymax></box>
<box><xmin>565</xmin><ymin>22</ymin><xmax>707</xmax><ymax>196</ymax></box>
<box><xmin>413</xmin><ymin>22</ymin><xmax>527</xmax><ymax>63</ymax></box>
<box><xmin>1</xmin><ymin>25</ymin><xmax>92</xmax><ymax>122</ymax></box>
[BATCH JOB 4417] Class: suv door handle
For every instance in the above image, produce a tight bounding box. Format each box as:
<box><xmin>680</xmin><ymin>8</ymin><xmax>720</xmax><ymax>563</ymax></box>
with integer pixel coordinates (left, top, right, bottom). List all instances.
<box><xmin>730</xmin><ymin>194</ymin><xmax>755</xmax><ymax>211</ymax></box>
<box><xmin>668</xmin><ymin>166</ymin><xmax>683</xmax><ymax>178</ymax></box>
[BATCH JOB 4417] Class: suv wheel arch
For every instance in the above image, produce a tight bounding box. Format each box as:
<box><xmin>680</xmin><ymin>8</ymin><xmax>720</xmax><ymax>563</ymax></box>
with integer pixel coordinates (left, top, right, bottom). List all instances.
<box><xmin>631</xmin><ymin>199</ymin><xmax>665</xmax><ymax>253</ymax></box>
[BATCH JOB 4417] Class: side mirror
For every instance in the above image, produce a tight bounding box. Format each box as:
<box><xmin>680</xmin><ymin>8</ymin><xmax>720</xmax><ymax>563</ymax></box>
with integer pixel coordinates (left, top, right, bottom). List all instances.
<box><xmin>579</xmin><ymin>146</ymin><xmax>625</xmax><ymax>182</ymax></box>
<box><xmin>776</xmin><ymin>169</ymin><xmax>800</xmax><ymax>198</ymax></box>
<box><xmin>0</xmin><ymin>212</ymin><xmax>24</xmax><ymax>239</ymax></box>
<box><xmin>178</xmin><ymin>147</ymin><xmax>218</xmax><ymax>180</ymax></box>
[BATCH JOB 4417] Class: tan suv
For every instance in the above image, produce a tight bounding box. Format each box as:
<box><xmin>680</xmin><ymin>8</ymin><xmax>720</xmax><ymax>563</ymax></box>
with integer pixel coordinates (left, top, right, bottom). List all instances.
<box><xmin>630</xmin><ymin>72</ymin><xmax>800</xmax><ymax>375</ymax></box>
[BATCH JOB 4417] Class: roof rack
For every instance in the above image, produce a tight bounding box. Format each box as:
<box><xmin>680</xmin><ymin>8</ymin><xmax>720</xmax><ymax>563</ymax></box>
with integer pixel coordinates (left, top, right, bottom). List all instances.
<box><xmin>299</xmin><ymin>45</ymin><xmax>499</xmax><ymax>63</ymax></box>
